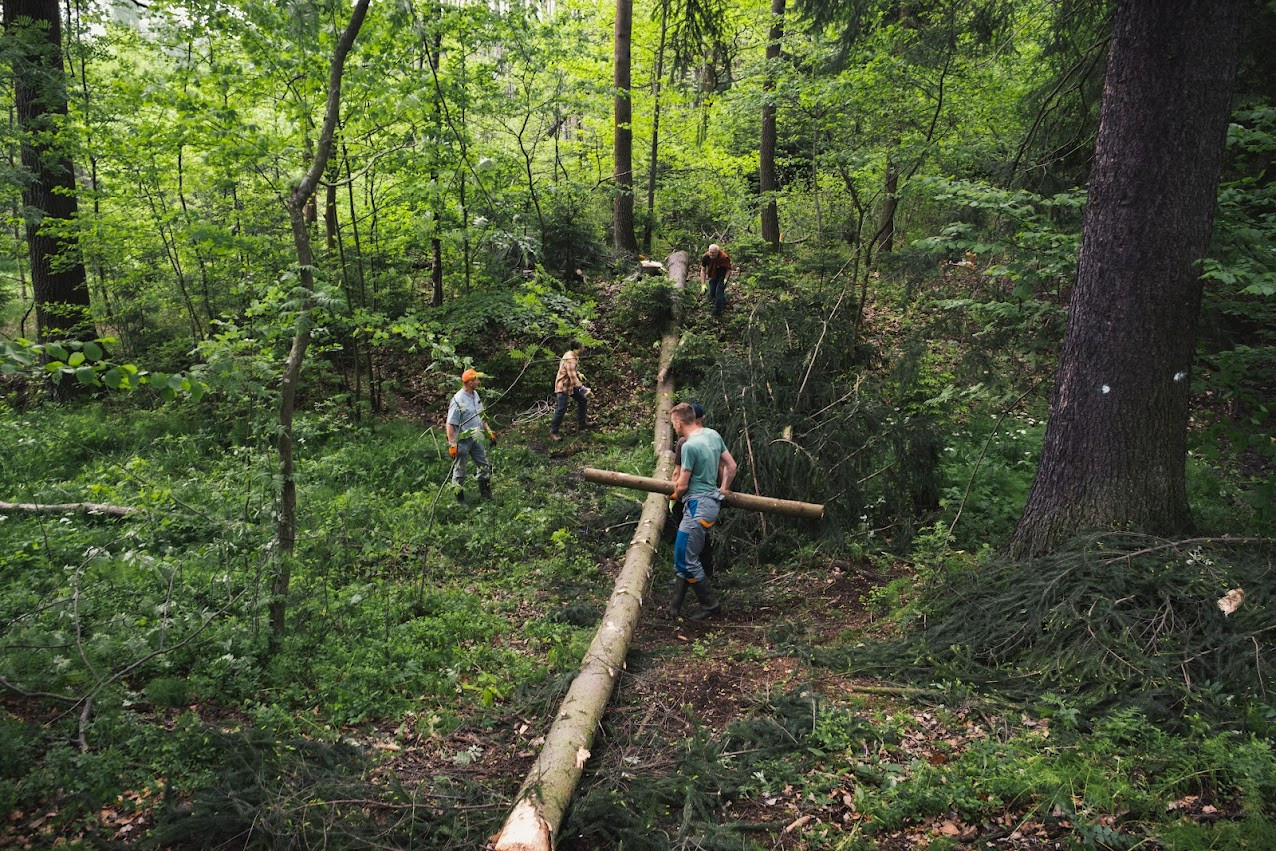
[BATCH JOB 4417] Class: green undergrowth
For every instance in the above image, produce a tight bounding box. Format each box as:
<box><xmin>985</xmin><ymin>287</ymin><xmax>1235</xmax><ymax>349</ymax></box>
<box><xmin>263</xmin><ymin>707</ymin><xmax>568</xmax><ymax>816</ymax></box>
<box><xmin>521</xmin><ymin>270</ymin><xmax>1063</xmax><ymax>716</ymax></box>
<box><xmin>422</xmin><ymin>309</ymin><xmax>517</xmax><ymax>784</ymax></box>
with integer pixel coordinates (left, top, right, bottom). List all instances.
<box><xmin>0</xmin><ymin>396</ymin><xmax>651</xmax><ymax>845</ymax></box>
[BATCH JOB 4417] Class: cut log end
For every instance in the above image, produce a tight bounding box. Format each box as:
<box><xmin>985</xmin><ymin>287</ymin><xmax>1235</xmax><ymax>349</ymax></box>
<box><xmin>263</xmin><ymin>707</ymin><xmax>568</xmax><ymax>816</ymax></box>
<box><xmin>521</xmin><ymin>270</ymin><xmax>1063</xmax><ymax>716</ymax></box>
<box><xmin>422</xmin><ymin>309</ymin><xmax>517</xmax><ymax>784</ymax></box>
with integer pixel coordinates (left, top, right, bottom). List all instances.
<box><xmin>491</xmin><ymin>799</ymin><xmax>553</xmax><ymax>851</ymax></box>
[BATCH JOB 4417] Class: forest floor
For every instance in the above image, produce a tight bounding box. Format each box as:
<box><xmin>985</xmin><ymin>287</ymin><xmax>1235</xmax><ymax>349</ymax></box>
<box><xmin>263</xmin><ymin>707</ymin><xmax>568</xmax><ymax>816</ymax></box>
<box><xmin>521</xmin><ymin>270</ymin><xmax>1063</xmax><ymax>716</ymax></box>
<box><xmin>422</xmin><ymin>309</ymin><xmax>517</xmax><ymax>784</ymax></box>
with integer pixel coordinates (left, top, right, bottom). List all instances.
<box><xmin>359</xmin><ymin>547</ymin><xmax>1139</xmax><ymax>850</ymax></box>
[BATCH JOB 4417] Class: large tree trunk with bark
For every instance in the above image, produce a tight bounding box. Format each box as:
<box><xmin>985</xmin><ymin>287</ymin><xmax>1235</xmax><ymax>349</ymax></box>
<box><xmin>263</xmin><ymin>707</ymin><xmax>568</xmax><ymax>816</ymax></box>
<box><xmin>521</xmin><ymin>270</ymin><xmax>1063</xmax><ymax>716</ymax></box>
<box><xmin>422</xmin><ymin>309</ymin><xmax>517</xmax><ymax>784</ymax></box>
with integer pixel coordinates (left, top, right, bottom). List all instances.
<box><xmin>271</xmin><ymin>0</ymin><xmax>371</xmax><ymax>641</ymax></box>
<box><xmin>491</xmin><ymin>252</ymin><xmax>689</xmax><ymax>851</ymax></box>
<box><xmin>4</xmin><ymin>0</ymin><xmax>91</xmax><ymax>342</ymax></box>
<box><xmin>759</xmin><ymin>0</ymin><xmax>784</xmax><ymax>252</ymax></box>
<box><xmin>611</xmin><ymin>0</ymin><xmax>639</xmax><ymax>254</ymax></box>
<box><xmin>1007</xmin><ymin>0</ymin><xmax>1244</xmax><ymax>559</ymax></box>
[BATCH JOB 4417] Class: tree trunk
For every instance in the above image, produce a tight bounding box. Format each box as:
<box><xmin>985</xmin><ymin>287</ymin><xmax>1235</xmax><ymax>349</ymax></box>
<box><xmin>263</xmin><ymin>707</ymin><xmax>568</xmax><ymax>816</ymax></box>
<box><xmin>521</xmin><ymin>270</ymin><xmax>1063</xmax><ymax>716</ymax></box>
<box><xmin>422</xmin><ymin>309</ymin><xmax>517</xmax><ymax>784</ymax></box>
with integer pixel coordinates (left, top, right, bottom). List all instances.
<box><xmin>611</xmin><ymin>0</ymin><xmax>639</xmax><ymax>254</ymax></box>
<box><xmin>759</xmin><ymin>0</ymin><xmax>784</xmax><ymax>252</ymax></box>
<box><xmin>642</xmin><ymin>3</ymin><xmax>668</xmax><ymax>255</ymax></box>
<box><xmin>1007</xmin><ymin>0</ymin><xmax>1244</xmax><ymax>559</ymax></box>
<box><xmin>491</xmin><ymin>252</ymin><xmax>689</xmax><ymax>851</ymax></box>
<box><xmin>271</xmin><ymin>0</ymin><xmax>371</xmax><ymax>641</ymax></box>
<box><xmin>875</xmin><ymin>151</ymin><xmax>898</xmax><ymax>255</ymax></box>
<box><xmin>4</xmin><ymin>0</ymin><xmax>92</xmax><ymax>342</ymax></box>
<box><xmin>0</xmin><ymin>500</ymin><xmax>139</xmax><ymax>517</ymax></box>
<box><xmin>429</xmin><ymin>30</ymin><xmax>445</xmax><ymax>308</ymax></box>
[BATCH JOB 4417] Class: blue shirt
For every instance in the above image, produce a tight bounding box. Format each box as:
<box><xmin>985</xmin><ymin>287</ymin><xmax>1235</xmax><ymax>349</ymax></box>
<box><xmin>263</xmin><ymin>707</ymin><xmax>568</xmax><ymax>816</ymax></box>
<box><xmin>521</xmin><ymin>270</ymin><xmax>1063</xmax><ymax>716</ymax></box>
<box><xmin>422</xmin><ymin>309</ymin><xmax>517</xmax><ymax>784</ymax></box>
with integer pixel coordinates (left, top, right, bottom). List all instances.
<box><xmin>681</xmin><ymin>427</ymin><xmax>727</xmax><ymax>497</ymax></box>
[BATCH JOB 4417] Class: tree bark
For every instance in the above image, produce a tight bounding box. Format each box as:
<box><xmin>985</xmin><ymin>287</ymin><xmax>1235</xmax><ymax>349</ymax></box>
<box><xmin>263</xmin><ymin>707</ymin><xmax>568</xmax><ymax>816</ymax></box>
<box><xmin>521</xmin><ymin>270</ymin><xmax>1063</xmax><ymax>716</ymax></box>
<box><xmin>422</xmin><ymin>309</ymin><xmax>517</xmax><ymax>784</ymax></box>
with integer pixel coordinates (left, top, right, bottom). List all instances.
<box><xmin>611</xmin><ymin>0</ymin><xmax>639</xmax><ymax>254</ymax></box>
<box><xmin>875</xmin><ymin>151</ymin><xmax>898</xmax><ymax>255</ymax></box>
<box><xmin>491</xmin><ymin>252</ymin><xmax>689</xmax><ymax>851</ymax></box>
<box><xmin>3</xmin><ymin>0</ymin><xmax>92</xmax><ymax>342</ymax></box>
<box><xmin>759</xmin><ymin>0</ymin><xmax>784</xmax><ymax>252</ymax></box>
<box><xmin>271</xmin><ymin>0</ymin><xmax>371</xmax><ymax>641</ymax></box>
<box><xmin>581</xmin><ymin>468</ymin><xmax>825</xmax><ymax>520</ymax></box>
<box><xmin>1008</xmin><ymin>0</ymin><xmax>1244</xmax><ymax>559</ymax></box>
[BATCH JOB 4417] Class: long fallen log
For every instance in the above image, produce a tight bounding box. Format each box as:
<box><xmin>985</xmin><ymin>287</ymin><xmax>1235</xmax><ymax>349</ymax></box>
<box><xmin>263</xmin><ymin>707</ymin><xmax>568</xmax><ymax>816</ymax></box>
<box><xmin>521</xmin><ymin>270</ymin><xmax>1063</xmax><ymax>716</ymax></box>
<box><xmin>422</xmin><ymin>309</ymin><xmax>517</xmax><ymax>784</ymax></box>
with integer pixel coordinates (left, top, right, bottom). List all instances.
<box><xmin>0</xmin><ymin>500</ymin><xmax>141</xmax><ymax>518</ymax></box>
<box><xmin>581</xmin><ymin>467</ymin><xmax>825</xmax><ymax>521</ymax></box>
<box><xmin>490</xmin><ymin>251</ymin><xmax>690</xmax><ymax>851</ymax></box>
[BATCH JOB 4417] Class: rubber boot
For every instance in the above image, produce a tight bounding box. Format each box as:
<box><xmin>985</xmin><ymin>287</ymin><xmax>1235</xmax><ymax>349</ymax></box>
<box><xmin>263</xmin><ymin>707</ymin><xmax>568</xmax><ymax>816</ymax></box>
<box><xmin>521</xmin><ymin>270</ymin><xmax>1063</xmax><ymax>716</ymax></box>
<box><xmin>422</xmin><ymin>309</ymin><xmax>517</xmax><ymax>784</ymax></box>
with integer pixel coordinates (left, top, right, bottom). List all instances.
<box><xmin>689</xmin><ymin>578</ymin><xmax>720</xmax><ymax>620</ymax></box>
<box><xmin>668</xmin><ymin>578</ymin><xmax>688</xmax><ymax>618</ymax></box>
<box><xmin>455</xmin><ymin>488</ymin><xmax>466</xmax><ymax>504</ymax></box>
<box><xmin>479</xmin><ymin>479</ymin><xmax>492</xmax><ymax>500</ymax></box>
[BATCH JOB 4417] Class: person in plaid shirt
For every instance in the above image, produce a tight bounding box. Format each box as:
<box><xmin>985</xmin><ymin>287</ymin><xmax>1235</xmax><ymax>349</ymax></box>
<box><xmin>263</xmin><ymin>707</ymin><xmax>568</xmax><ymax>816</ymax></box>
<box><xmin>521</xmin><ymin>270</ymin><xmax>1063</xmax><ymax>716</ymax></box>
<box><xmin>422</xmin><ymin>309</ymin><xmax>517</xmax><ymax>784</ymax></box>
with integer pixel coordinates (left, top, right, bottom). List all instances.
<box><xmin>700</xmin><ymin>243</ymin><xmax>734</xmax><ymax>317</ymax></box>
<box><xmin>550</xmin><ymin>340</ymin><xmax>589</xmax><ymax>441</ymax></box>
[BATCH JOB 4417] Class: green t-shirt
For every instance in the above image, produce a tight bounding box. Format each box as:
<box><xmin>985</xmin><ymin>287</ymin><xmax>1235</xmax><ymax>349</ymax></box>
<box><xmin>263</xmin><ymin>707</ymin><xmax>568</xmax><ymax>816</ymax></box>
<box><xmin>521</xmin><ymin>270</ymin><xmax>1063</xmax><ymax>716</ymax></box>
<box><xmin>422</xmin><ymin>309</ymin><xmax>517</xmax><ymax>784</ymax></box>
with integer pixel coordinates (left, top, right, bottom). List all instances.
<box><xmin>681</xmin><ymin>427</ymin><xmax>727</xmax><ymax>497</ymax></box>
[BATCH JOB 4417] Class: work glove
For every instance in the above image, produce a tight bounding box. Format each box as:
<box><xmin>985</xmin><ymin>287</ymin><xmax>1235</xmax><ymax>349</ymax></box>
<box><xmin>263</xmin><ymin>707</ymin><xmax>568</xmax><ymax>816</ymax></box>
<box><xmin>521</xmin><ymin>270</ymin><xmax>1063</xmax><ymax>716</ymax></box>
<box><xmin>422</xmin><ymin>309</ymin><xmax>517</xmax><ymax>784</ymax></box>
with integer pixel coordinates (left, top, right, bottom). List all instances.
<box><xmin>448</xmin><ymin>444</ymin><xmax>457</xmax><ymax>459</ymax></box>
<box><xmin>668</xmin><ymin>498</ymin><xmax>675</xmax><ymax>513</ymax></box>
<box><xmin>486</xmin><ymin>426</ymin><xmax>498</xmax><ymax>445</ymax></box>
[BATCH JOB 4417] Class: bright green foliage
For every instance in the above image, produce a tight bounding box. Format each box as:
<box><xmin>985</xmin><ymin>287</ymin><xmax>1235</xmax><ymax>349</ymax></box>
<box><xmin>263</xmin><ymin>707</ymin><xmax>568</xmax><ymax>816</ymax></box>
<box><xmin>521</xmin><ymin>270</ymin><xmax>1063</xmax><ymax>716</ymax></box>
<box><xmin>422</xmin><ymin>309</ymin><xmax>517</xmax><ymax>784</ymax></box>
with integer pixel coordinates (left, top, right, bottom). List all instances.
<box><xmin>0</xmin><ymin>337</ymin><xmax>203</xmax><ymax>400</ymax></box>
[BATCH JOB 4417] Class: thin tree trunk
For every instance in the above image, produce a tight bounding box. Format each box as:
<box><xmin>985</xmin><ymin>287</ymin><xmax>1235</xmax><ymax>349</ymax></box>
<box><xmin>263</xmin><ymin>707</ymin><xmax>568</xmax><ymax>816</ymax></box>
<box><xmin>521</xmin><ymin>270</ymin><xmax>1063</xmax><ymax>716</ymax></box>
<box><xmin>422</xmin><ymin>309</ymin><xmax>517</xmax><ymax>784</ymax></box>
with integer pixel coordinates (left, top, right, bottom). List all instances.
<box><xmin>875</xmin><ymin>150</ymin><xmax>898</xmax><ymax>255</ymax></box>
<box><xmin>642</xmin><ymin>3</ymin><xmax>668</xmax><ymax>254</ymax></box>
<box><xmin>491</xmin><ymin>252</ymin><xmax>690</xmax><ymax>851</ymax></box>
<box><xmin>428</xmin><ymin>30</ymin><xmax>445</xmax><ymax>308</ymax></box>
<box><xmin>271</xmin><ymin>0</ymin><xmax>371</xmax><ymax>641</ymax></box>
<box><xmin>1008</xmin><ymin>0</ymin><xmax>1244</xmax><ymax>558</ymax></box>
<box><xmin>325</xmin><ymin>175</ymin><xmax>338</xmax><ymax>253</ymax></box>
<box><xmin>612</xmin><ymin>0</ymin><xmax>639</xmax><ymax>254</ymax></box>
<box><xmin>176</xmin><ymin>146</ymin><xmax>215</xmax><ymax>328</ymax></box>
<box><xmin>69</xmin><ymin>0</ymin><xmax>116</xmax><ymax>340</ymax></box>
<box><xmin>759</xmin><ymin>0</ymin><xmax>784</xmax><ymax>252</ymax></box>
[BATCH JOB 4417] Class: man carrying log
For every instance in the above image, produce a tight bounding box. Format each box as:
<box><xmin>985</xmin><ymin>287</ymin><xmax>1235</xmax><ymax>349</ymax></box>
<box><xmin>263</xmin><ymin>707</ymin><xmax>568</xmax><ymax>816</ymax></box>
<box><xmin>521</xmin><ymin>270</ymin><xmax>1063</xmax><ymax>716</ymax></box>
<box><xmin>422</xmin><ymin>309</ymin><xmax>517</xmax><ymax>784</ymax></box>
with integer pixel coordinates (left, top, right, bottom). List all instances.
<box><xmin>669</xmin><ymin>402</ymin><xmax>737</xmax><ymax>620</ymax></box>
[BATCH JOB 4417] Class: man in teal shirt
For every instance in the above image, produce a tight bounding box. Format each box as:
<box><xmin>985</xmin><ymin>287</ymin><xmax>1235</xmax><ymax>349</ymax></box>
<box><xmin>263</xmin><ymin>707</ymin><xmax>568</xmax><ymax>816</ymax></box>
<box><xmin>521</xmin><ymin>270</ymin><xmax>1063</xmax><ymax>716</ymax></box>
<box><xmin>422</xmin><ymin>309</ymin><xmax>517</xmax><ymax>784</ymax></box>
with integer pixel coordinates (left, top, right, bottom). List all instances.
<box><xmin>669</xmin><ymin>402</ymin><xmax>737</xmax><ymax>620</ymax></box>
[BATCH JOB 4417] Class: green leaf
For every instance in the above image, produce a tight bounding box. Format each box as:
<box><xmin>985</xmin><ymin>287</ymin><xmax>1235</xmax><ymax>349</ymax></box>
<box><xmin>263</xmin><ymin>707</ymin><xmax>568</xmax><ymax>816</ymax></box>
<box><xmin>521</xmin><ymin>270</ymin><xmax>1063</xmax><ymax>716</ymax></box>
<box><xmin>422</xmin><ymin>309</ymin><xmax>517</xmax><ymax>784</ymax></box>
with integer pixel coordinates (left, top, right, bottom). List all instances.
<box><xmin>83</xmin><ymin>342</ymin><xmax>103</xmax><ymax>361</ymax></box>
<box><xmin>103</xmin><ymin>367</ymin><xmax>124</xmax><ymax>389</ymax></box>
<box><xmin>68</xmin><ymin>352</ymin><xmax>86</xmax><ymax>367</ymax></box>
<box><xmin>75</xmin><ymin>366</ymin><xmax>98</xmax><ymax>385</ymax></box>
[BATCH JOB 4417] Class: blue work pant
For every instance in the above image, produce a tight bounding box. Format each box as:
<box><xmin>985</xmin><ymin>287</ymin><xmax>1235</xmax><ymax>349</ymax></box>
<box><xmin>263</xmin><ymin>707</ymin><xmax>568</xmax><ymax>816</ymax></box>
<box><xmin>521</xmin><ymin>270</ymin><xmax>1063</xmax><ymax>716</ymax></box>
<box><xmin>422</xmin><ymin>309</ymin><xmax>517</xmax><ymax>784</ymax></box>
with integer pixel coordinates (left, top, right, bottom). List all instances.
<box><xmin>551</xmin><ymin>388</ymin><xmax>588</xmax><ymax>434</ymax></box>
<box><xmin>674</xmin><ymin>492</ymin><xmax>723</xmax><ymax>581</ymax></box>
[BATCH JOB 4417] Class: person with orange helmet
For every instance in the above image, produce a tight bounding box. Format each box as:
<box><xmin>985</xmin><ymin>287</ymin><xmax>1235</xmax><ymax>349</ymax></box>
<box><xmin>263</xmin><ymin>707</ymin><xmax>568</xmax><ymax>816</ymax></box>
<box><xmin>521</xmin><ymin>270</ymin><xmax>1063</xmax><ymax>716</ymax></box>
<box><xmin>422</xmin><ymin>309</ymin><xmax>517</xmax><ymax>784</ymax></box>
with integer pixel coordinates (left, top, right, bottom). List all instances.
<box><xmin>446</xmin><ymin>368</ymin><xmax>496</xmax><ymax>502</ymax></box>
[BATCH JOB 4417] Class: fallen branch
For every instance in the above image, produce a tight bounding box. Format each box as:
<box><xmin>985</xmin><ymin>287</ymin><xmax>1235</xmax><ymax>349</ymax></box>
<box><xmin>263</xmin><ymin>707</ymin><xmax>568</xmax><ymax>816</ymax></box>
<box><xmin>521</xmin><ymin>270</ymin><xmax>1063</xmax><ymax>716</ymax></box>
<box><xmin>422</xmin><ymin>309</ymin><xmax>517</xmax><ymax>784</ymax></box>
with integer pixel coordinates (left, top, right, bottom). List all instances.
<box><xmin>581</xmin><ymin>468</ymin><xmax>825</xmax><ymax>521</ymax></box>
<box><xmin>1100</xmin><ymin>535</ymin><xmax>1275</xmax><ymax>564</ymax></box>
<box><xmin>0</xmin><ymin>500</ymin><xmax>140</xmax><ymax>518</ymax></box>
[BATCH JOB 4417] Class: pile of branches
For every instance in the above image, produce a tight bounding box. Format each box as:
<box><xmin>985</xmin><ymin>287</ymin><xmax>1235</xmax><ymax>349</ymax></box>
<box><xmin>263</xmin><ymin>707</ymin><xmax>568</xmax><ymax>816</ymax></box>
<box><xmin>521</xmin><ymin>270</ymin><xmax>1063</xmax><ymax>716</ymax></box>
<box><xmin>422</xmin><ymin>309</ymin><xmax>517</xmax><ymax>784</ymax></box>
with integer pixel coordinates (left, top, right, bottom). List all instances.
<box><xmin>672</xmin><ymin>292</ymin><xmax>942</xmax><ymax>554</ymax></box>
<box><xmin>859</xmin><ymin>534</ymin><xmax>1275</xmax><ymax>724</ymax></box>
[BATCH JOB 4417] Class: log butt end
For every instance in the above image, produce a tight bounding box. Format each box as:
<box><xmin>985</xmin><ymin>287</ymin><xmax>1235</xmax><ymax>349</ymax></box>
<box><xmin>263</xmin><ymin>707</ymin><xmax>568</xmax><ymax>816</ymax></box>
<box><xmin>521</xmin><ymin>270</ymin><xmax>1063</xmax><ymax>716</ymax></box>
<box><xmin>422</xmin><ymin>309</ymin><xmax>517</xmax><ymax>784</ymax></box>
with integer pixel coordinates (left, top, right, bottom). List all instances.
<box><xmin>491</xmin><ymin>799</ymin><xmax>553</xmax><ymax>851</ymax></box>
